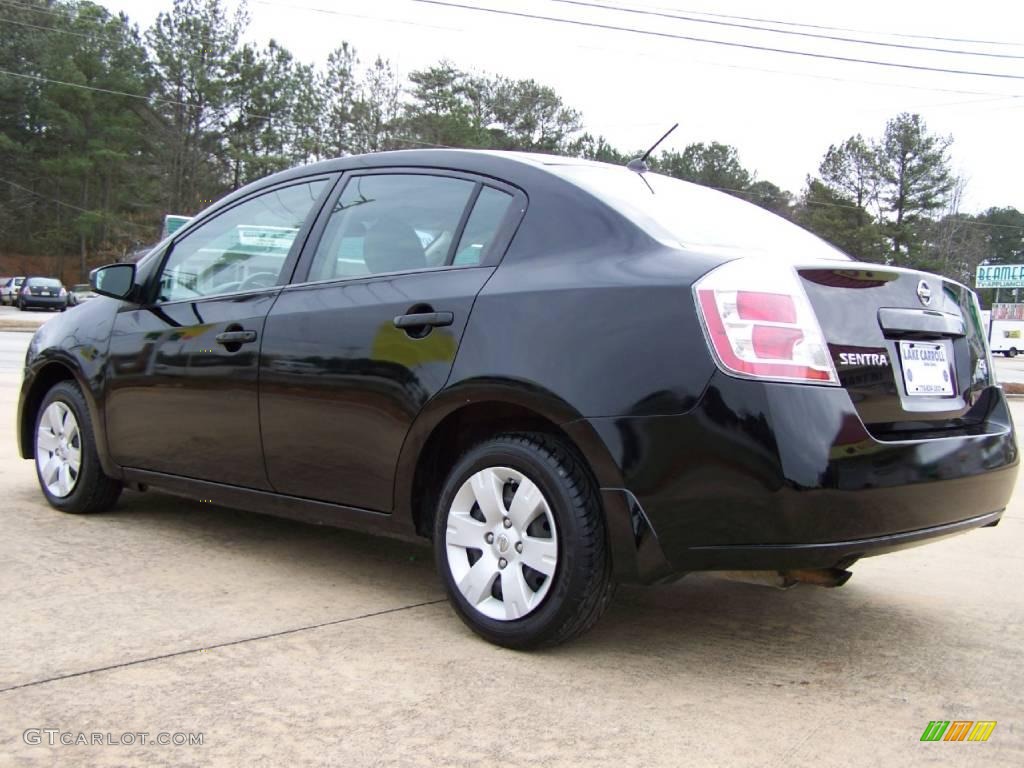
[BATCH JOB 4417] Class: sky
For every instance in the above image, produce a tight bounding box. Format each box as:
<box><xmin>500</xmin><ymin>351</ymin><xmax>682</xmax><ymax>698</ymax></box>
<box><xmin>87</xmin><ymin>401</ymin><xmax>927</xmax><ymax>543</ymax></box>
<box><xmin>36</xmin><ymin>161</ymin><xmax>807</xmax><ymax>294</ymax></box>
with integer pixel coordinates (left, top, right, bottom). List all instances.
<box><xmin>104</xmin><ymin>0</ymin><xmax>1024</xmax><ymax>213</ymax></box>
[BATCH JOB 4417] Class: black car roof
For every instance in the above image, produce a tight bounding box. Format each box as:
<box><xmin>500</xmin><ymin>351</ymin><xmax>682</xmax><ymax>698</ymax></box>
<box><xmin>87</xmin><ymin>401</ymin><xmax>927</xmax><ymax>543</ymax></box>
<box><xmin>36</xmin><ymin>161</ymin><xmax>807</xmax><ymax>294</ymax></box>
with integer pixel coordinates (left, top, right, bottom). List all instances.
<box><xmin>207</xmin><ymin>149</ymin><xmax>607</xmax><ymax>216</ymax></box>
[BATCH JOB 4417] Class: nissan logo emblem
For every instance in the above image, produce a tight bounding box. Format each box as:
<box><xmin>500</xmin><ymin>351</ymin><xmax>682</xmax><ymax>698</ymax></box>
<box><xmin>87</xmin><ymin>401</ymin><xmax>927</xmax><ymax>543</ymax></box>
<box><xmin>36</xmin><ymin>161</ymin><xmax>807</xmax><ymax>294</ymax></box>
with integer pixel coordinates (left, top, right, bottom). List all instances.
<box><xmin>917</xmin><ymin>280</ymin><xmax>932</xmax><ymax>306</ymax></box>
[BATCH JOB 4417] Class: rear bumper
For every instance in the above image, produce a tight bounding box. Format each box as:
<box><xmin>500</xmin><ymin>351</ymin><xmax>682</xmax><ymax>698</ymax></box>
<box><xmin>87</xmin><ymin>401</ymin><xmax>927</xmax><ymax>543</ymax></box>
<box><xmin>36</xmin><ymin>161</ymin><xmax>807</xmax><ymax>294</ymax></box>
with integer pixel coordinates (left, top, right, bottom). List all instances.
<box><xmin>20</xmin><ymin>295</ymin><xmax>66</xmax><ymax>309</ymax></box>
<box><xmin>583</xmin><ymin>373</ymin><xmax>1017</xmax><ymax>583</ymax></box>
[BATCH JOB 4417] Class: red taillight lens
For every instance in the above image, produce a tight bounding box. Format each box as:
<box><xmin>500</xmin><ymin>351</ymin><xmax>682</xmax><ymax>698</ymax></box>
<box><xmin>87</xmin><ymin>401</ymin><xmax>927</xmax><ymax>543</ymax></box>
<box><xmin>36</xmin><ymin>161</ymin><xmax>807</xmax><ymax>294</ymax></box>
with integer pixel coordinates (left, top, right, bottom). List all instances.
<box><xmin>695</xmin><ymin>261</ymin><xmax>838</xmax><ymax>385</ymax></box>
<box><xmin>751</xmin><ymin>325</ymin><xmax>804</xmax><ymax>359</ymax></box>
<box><xmin>736</xmin><ymin>291</ymin><xmax>796</xmax><ymax>323</ymax></box>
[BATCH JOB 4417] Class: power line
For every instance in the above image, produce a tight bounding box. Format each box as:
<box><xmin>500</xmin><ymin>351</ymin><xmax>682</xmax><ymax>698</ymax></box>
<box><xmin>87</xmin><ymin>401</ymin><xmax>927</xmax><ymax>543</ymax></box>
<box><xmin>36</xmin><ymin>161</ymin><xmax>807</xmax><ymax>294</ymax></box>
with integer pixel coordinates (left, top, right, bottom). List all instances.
<box><xmin>0</xmin><ymin>0</ymin><xmax>97</xmax><ymax>22</ymax></box>
<box><xmin>0</xmin><ymin>68</ymin><xmax>277</xmax><ymax>122</ymax></box>
<box><xmin>13</xmin><ymin>0</ymin><xmax>1023</xmax><ymax>99</ymax></box>
<box><xmin>409</xmin><ymin>0</ymin><xmax>1024</xmax><ymax>81</ymax></box>
<box><xmin>1</xmin><ymin>177</ymin><xmax>151</xmax><ymax>232</ymax></box>
<box><xmin>551</xmin><ymin>0</ymin><xmax>1024</xmax><ymax>60</ymax></box>
<box><xmin>639</xmin><ymin>1</ymin><xmax>1024</xmax><ymax>49</ymax></box>
<box><xmin>563</xmin><ymin>40</ymin><xmax>1021</xmax><ymax>99</ymax></box>
<box><xmin>0</xmin><ymin>0</ymin><xmax>59</xmax><ymax>14</ymax></box>
<box><xmin>258</xmin><ymin>0</ymin><xmax>1020</xmax><ymax>98</ymax></box>
<box><xmin>0</xmin><ymin>14</ymin><xmax>114</xmax><ymax>40</ymax></box>
<box><xmin>251</xmin><ymin>0</ymin><xmax>464</xmax><ymax>33</ymax></box>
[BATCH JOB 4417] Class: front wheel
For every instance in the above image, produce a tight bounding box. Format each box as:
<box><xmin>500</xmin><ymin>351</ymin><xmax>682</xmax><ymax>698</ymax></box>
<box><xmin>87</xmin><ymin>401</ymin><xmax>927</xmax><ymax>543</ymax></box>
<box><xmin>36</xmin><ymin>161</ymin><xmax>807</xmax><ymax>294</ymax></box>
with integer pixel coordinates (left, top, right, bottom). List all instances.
<box><xmin>433</xmin><ymin>433</ymin><xmax>614</xmax><ymax>649</ymax></box>
<box><xmin>1010</xmin><ymin>348</ymin><xmax>1019</xmax><ymax>358</ymax></box>
<box><xmin>34</xmin><ymin>381</ymin><xmax>122</xmax><ymax>513</ymax></box>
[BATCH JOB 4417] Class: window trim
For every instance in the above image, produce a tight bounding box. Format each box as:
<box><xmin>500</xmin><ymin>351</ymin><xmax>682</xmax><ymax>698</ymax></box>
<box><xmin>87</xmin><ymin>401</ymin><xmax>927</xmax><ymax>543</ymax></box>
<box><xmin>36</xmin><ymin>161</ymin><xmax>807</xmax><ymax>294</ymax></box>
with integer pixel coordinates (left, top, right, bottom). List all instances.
<box><xmin>145</xmin><ymin>174</ymin><xmax>338</xmax><ymax>306</ymax></box>
<box><xmin>289</xmin><ymin>167</ymin><xmax>526</xmax><ymax>288</ymax></box>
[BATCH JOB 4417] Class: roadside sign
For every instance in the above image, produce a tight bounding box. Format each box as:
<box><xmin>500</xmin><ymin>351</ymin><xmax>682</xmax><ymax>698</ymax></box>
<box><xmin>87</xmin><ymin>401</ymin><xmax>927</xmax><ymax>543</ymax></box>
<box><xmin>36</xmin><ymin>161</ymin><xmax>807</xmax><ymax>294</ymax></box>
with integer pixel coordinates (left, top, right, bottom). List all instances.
<box><xmin>992</xmin><ymin>303</ymin><xmax>1024</xmax><ymax>321</ymax></box>
<box><xmin>976</xmin><ymin>264</ymin><xmax>1024</xmax><ymax>289</ymax></box>
<box><xmin>163</xmin><ymin>214</ymin><xmax>192</xmax><ymax>239</ymax></box>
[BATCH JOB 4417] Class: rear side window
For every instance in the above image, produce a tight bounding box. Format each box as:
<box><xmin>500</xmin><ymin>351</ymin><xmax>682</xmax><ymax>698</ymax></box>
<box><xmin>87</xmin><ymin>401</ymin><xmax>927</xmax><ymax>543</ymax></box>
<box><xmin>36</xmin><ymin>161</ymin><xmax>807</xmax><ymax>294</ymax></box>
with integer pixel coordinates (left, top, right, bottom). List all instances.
<box><xmin>308</xmin><ymin>174</ymin><xmax>476</xmax><ymax>281</ymax></box>
<box><xmin>453</xmin><ymin>187</ymin><xmax>513</xmax><ymax>266</ymax></box>
<box><xmin>556</xmin><ymin>165</ymin><xmax>848</xmax><ymax>261</ymax></box>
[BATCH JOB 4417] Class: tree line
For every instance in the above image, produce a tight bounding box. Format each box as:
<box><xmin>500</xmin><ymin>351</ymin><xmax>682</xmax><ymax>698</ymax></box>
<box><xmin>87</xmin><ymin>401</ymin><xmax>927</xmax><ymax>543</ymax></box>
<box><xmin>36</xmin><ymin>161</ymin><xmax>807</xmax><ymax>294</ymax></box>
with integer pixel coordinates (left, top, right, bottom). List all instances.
<box><xmin>1</xmin><ymin>0</ymin><xmax>1021</xmax><ymax>293</ymax></box>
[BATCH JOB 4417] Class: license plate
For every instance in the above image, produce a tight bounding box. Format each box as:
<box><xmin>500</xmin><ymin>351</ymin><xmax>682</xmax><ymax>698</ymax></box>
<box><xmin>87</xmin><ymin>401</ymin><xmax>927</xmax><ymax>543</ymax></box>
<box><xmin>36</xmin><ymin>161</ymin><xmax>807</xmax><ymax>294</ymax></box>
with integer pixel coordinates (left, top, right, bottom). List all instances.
<box><xmin>899</xmin><ymin>341</ymin><xmax>954</xmax><ymax>396</ymax></box>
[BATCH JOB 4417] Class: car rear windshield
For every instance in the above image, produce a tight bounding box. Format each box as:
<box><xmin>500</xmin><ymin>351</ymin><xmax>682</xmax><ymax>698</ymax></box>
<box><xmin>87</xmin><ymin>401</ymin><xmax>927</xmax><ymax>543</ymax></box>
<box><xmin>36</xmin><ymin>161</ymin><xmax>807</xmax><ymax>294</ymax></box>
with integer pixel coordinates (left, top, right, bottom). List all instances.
<box><xmin>27</xmin><ymin>278</ymin><xmax>61</xmax><ymax>287</ymax></box>
<box><xmin>555</xmin><ymin>164</ymin><xmax>849</xmax><ymax>261</ymax></box>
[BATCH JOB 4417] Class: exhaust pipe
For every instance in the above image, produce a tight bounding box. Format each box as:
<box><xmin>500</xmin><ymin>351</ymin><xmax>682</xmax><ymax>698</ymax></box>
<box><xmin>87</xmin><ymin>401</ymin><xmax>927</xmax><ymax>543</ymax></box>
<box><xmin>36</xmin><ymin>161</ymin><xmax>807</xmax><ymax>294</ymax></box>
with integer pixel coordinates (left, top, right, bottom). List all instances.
<box><xmin>715</xmin><ymin>568</ymin><xmax>853</xmax><ymax>590</ymax></box>
<box><xmin>784</xmin><ymin>568</ymin><xmax>853</xmax><ymax>588</ymax></box>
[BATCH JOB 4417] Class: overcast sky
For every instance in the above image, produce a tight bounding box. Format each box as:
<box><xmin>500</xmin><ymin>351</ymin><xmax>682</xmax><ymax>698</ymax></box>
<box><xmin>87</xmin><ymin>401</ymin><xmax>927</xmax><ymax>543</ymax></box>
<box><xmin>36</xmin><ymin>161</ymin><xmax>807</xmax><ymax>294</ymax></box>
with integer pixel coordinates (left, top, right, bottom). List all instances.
<box><xmin>105</xmin><ymin>0</ymin><xmax>1023</xmax><ymax>213</ymax></box>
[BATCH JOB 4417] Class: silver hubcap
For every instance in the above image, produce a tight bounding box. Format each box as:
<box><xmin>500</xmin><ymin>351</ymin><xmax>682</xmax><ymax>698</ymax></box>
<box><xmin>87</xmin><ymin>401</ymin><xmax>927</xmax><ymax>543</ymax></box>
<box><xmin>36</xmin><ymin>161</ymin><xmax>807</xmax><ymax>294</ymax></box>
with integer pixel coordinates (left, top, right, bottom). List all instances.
<box><xmin>445</xmin><ymin>466</ymin><xmax>559</xmax><ymax>621</ymax></box>
<box><xmin>36</xmin><ymin>401</ymin><xmax>81</xmax><ymax>498</ymax></box>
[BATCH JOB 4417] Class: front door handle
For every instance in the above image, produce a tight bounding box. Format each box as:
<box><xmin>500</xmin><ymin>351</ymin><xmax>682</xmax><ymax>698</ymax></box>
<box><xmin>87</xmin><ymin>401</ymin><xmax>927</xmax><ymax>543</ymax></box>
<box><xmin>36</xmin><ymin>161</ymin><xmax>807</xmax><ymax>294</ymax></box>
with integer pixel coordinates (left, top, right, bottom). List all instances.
<box><xmin>215</xmin><ymin>330</ymin><xmax>257</xmax><ymax>345</ymax></box>
<box><xmin>393</xmin><ymin>311</ymin><xmax>454</xmax><ymax>330</ymax></box>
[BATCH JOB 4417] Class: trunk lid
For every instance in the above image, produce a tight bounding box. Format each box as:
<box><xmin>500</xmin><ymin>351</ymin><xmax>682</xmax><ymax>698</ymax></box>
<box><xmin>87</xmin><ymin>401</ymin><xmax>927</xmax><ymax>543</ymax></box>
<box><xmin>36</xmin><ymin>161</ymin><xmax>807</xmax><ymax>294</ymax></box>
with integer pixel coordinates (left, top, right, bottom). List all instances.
<box><xmin>798</xmin><ymin>264</ymin><xmax>993</xmax><ymax>438</ymax></box>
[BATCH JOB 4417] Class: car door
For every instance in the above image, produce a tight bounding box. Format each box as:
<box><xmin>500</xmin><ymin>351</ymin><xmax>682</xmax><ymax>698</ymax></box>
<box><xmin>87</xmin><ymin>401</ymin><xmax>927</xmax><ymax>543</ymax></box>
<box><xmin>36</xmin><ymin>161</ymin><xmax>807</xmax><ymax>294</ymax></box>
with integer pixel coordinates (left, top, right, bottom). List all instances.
<box><xmin>259</xmin><ymin>170</ymin><xmax>524</xmax><ymax>510</ymax></box>
<box><xmin>104</xmin><ymin>175</ymin><xmax>335</xmax><ymax>488</ymax></box>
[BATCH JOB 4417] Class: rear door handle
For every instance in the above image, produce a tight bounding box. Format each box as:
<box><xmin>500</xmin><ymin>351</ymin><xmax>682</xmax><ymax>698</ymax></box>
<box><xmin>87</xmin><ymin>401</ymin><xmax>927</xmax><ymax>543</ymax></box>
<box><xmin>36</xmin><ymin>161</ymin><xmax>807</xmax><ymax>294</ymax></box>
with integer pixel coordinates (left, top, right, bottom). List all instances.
<box><xmin>393</xmin><ymin>312</ymin><xmax>454</xmax><ymax>329</ymax></box>
<box><xmin>215</xmin><ymin>330</ymin><xmax>257</xmax><ymax>345</ymax></box>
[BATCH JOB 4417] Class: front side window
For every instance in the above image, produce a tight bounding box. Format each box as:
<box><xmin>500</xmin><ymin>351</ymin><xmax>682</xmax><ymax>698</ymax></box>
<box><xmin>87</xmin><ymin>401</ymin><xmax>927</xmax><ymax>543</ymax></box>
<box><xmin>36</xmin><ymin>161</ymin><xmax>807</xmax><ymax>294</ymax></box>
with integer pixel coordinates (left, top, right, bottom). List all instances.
<box><xmin>308</xmin><ymin>174</ymin><xmax>477</xmax><ymax>281</ymax></box>
<box><xmin>157</xmin><ymin>179</ymin><xmax>327</xmax><ymax>302</ymax></box>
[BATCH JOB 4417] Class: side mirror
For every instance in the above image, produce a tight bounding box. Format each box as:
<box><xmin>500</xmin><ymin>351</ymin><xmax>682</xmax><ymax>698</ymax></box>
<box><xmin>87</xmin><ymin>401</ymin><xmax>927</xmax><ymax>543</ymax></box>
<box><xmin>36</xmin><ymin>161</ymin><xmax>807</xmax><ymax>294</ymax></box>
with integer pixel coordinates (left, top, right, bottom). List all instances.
<box><xmin>90</xmin><ymin>263</ymin><xmax>137</xmax><ymax>301</ymax></box>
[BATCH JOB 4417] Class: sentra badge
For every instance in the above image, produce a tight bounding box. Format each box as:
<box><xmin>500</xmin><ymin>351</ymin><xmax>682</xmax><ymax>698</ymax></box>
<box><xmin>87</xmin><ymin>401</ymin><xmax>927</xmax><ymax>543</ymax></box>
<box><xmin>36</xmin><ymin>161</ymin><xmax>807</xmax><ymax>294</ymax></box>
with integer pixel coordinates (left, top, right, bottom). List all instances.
<box><xmin>838</xmin><ymin>352</ymin><xmax>889</xmax><ymax>366</ymax></box>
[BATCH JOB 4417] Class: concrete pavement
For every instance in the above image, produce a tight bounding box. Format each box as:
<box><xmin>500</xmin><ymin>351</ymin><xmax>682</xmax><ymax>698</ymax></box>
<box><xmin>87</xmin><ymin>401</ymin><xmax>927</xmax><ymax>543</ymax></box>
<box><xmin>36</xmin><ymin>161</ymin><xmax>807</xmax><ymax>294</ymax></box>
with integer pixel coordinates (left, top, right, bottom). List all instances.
<box><xmin>994</xmin><ymin>354</ymin><xmax>1024</xmax><ymax>385</ymax></box>
<box><xmin>0</xmin><ymin>334</ymin><xmax>1021</xmax><ymax>766</ymax></box>
<box><xmin>0</xmin><ymin>305</ymin><xmax>54</xmax><ymax>333</ymax></box>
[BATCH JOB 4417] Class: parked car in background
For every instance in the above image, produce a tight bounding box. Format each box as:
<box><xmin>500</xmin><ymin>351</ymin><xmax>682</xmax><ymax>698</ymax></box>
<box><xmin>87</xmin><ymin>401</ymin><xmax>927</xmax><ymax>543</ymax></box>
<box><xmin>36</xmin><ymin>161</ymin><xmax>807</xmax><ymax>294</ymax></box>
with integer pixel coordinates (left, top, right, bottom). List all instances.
<box><xmin>1</xmin><ymin>276</ymin><xmax>26</xmax><ymax>305</ymax></box>
<box><xmin>15</xmin><ymin>150</ymin><xmax>1018</xmax><ymax>649</ymax></box>
<box><xmin>17</xmin><ymin>277</ymin><xmax>67</xmax><ymax>311</ymax></box>
<box><xmin>68</xmin><ymin>283</ymin><xmax>97</xmax><ymax>306</ymax></box>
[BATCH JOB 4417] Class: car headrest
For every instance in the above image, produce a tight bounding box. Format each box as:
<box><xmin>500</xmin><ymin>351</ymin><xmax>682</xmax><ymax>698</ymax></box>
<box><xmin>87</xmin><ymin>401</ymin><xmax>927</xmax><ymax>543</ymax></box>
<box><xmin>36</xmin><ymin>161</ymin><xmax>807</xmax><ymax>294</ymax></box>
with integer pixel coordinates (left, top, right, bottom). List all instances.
<box><xmin>363</xmin><ymin>217</ymin><xmax>425</xmax><ymax>274</ymax></box>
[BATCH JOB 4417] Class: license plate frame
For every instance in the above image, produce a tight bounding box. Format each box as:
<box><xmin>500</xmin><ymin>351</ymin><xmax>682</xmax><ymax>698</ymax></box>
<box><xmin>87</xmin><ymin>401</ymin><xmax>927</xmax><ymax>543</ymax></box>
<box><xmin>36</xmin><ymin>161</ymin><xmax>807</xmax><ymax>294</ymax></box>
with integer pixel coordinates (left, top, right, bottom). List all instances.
<box><xmin>898</xmin><ymin>340</ymin><xmax>955</xmax><ymax>397</ymax></box>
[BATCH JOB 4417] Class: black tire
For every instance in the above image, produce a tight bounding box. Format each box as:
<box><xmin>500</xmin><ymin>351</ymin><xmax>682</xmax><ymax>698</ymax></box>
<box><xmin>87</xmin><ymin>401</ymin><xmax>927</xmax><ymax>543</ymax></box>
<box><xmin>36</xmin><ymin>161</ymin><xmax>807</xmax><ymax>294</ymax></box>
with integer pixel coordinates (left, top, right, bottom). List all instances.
<box><xmin>1010</xmin><ymin>348</ymin><xmax>1019</xmax><ymax>358</ymax></box>
<box><xmin>34</xmin><ymin>381</ymin><xmax>122</xmax><ymax>514</ymax></box>
<box><xmin>18</xmin><ymin>300</ymin><xmax>26</xmax><ymax>311</ymax></box>
<box><xmin>433</xmin><ymin>432</ymin><xmax>614</xmax><ymax>649</ymax></box>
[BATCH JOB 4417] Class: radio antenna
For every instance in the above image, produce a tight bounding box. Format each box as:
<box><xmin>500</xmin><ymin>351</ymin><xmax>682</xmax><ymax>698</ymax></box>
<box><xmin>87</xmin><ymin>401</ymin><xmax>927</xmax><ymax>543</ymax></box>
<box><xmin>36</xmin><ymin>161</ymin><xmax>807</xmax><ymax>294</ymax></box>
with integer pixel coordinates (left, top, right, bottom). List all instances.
<box><xmin>627</xmin><ymin>123</ymin><xmax>678</xmax><ymax>173</ymax></box>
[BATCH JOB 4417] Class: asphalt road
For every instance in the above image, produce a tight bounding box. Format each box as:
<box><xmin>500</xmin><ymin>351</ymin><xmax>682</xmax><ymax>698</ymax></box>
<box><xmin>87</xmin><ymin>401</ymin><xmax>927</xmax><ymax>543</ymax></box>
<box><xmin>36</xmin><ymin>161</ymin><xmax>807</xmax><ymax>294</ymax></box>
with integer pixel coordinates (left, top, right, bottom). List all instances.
<box><xmin>0</xmin><ymin>333</ymin><xmax>1022</xmax><ymax>766</ymax></box>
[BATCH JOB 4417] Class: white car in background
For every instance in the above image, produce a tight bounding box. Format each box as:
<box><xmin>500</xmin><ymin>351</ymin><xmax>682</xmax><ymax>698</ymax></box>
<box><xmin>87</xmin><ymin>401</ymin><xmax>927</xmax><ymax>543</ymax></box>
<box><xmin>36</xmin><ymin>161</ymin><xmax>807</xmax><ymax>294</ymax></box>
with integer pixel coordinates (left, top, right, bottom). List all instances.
<box><xmin>68</xmin><ymin>283</ymin><xmax>98</xmax><ymax>306</ymax></box>
<box><xmin>1</xmin><ymin>276</ymin><xmax>26</xmax><ymax>305</ymax></box>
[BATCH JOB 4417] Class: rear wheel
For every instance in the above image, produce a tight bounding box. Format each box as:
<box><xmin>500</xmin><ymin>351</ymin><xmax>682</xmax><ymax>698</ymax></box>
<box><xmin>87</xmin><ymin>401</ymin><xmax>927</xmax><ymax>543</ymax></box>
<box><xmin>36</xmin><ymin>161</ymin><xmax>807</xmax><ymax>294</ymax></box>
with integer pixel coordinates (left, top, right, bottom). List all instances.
<box><xmin>433</xmin><ymin>433</ymin><xmax>614</xmax><ymax>649</ymax></box>
<box><xmin>34</xmin><ymin>381</ymin><xmax>122</xmax><ymax>513</ymax></box>
<box><xmin>1010</xmin><ymin>348</ymin><xmax>1019</xmax><ymax>358</ymax></box>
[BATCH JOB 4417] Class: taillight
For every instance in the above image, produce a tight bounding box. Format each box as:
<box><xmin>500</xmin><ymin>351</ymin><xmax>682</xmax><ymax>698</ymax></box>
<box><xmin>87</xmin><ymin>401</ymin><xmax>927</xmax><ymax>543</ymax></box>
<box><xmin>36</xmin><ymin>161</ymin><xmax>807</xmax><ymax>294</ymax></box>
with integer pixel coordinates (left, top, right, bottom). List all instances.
<box><xmin>694</xmin><ymin>259</ymin><xmax>838</xmax><ymax>385</ymax></box>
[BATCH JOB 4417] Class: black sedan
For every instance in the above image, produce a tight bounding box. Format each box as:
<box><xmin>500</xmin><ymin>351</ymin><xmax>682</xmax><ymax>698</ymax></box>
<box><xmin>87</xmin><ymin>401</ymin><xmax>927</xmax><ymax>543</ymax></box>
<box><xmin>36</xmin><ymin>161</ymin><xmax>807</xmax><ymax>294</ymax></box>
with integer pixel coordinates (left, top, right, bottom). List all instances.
<box><xmin>18</xmin><ymin>277</ymin><xmax>68</xmax><ymax>311</ymax></box>
<box><xmin>15</xmin><ymin>150</ymin><xmax>1017</xmax><ymax>648</ymax></box>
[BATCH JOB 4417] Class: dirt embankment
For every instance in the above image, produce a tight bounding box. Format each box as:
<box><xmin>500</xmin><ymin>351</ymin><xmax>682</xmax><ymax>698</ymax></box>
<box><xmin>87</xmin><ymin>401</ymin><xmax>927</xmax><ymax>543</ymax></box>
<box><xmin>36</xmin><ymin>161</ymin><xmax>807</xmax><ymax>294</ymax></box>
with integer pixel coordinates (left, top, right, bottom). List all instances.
<box><xmin>0</xmin><ymin>252</ymin><xmax>115</xmax><ymax>285</ymax></box>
